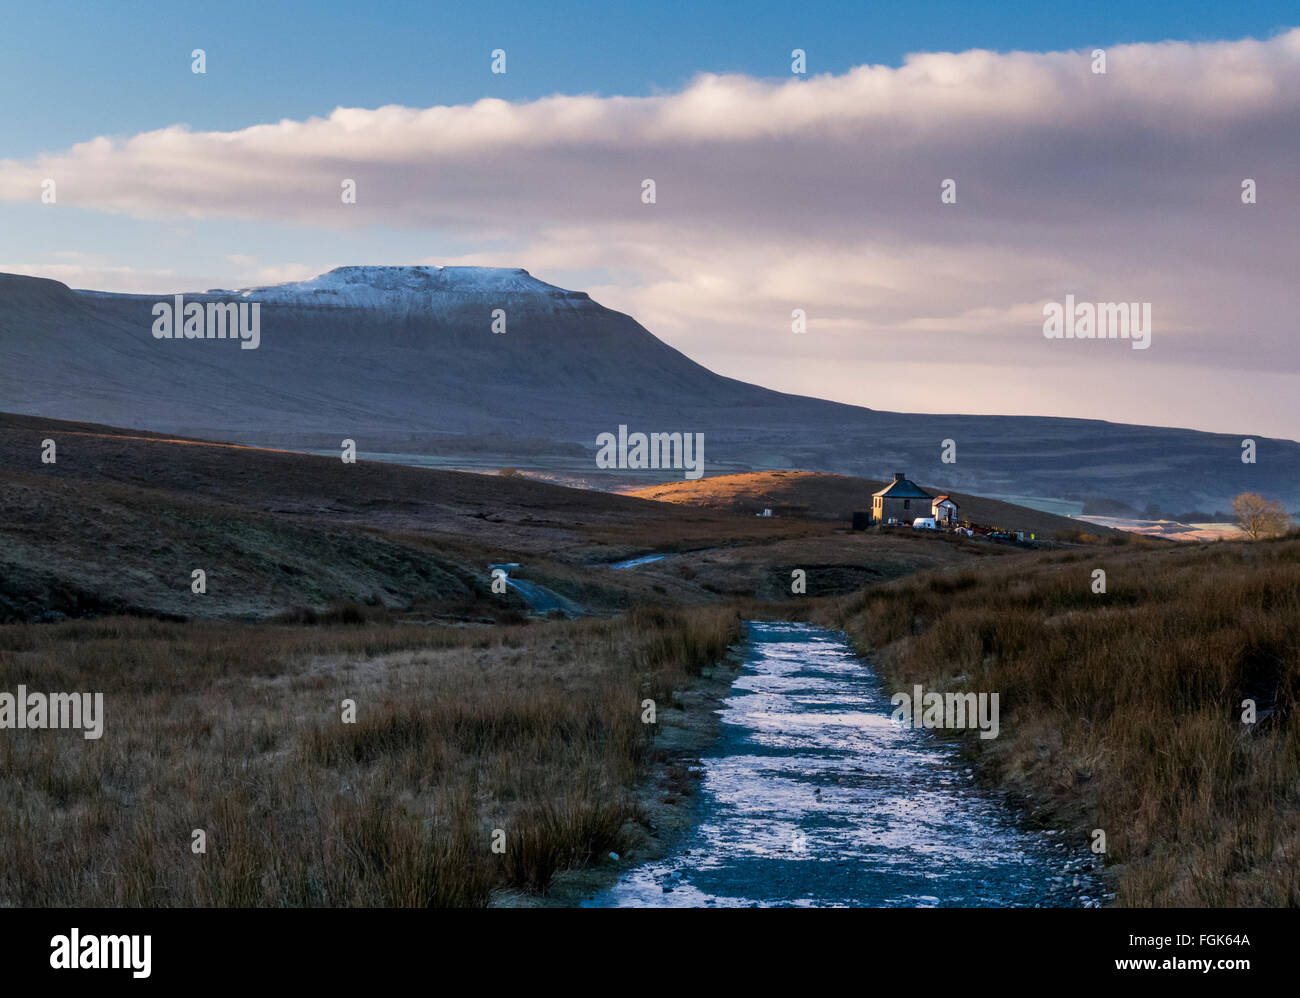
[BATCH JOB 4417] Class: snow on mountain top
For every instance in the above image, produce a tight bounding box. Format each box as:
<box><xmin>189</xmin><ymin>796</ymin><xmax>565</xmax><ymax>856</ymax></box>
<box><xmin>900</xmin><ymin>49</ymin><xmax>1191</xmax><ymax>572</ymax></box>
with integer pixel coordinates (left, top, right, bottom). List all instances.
<box><xmin>234</xmin><ymin>265</ymin><xmax>580</xmax><ymax>307</ymax></box>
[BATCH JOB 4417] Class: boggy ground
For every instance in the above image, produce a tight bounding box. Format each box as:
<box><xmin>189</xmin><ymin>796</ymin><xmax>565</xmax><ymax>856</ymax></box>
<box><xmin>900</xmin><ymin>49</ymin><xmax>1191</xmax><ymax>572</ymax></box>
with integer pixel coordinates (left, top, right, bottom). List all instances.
<box><xmin>817</xmin><ymin>534</ymin><xmax>1300</xmax><ymax>907</ymax></box>
<box><xmin>0</xmin><ymin>606</ymin><xmax>740</xmax><ymax>906</ymax></box>
<box><xmin>10</xmin><ymin>412</ymin><xmax>1273</xmax><ymax>909</ymax></box>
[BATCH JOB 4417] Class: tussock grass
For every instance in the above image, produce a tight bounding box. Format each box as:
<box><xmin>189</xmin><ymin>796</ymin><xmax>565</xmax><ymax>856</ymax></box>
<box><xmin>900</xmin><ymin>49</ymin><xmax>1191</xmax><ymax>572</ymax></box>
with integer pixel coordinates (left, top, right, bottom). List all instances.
<box><xmin>823</xmin><ymin>535</ymin><xmax>1300</xmax><ymax>906</ymax></box>
<box><xmin>0</xmin><ymin>606</ymin><xmax>740</xmax><ymax>906</ymax></box>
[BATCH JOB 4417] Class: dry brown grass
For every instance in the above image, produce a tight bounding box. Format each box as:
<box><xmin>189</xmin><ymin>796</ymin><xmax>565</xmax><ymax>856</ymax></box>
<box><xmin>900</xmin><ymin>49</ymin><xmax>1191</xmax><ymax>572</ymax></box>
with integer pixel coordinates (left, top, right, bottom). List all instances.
<box><xmin>0</xmin><ymin>606</ymin><xmax>740</xmax><ymax>906</ymax></box>
<box><xmin>821</xmin><ymin>534</ymin><xmax>1300</xmax><ymax>907</ymax></box>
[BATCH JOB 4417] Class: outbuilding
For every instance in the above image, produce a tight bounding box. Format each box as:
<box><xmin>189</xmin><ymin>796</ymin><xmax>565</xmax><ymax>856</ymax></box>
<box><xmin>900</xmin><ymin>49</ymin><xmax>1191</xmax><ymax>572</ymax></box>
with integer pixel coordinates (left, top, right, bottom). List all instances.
<box><xmin>932</xmin><ymin>495</ymin><xmax>958</xmax><ymax>525</ymax></box>
<box><xmin>871</xmin><ymin>473</ymin><xmax>933</xmax><ymax>525</ymax></box>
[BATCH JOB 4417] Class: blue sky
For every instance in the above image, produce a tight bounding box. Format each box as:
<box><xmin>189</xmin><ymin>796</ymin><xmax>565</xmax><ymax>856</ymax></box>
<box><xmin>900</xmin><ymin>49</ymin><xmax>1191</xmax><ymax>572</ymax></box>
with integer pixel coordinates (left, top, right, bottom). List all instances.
<box><xmin>0</xmin><ymin>3</ymin><xmax>1296</xmax><ymax>438</ymax></box>
<box><xmin>2</xmin><ymin>0</ymin><xmax>1295</xmax><ymax>156</ymax></box>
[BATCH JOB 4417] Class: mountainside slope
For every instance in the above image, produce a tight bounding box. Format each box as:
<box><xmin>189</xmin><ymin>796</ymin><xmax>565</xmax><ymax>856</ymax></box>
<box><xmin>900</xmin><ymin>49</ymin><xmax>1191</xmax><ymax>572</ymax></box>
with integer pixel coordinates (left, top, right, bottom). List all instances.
<box><xmin>1</xmin><ymin>267</ymin><xmax>1295</xmax><ymax>512</ymax></box>
<box><xmin>0</xmin><ymin>412</ymin><xmax>1001</xmax><ymax>621</ymax></box>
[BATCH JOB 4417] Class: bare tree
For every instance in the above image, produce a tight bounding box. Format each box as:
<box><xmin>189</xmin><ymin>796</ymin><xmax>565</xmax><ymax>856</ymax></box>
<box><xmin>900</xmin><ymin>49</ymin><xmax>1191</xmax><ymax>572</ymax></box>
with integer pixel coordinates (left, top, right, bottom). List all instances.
<box><xmin>1232</xmin><ymin>492</ymin><xmax>1291</xmax><ymax>539</ymax></box>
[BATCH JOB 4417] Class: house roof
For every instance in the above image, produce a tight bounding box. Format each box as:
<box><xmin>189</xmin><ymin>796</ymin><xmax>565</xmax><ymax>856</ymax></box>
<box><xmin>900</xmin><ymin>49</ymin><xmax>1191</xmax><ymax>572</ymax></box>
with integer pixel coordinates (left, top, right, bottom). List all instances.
<box><xmin>873</xmin><ymin>477</ymin><xmax>933</xmax><ymax>499</ymax></box>
<box><xmin>933</xmin><ymin>495</ymin><xmax>955</xmax><ymax>504</ymax></box>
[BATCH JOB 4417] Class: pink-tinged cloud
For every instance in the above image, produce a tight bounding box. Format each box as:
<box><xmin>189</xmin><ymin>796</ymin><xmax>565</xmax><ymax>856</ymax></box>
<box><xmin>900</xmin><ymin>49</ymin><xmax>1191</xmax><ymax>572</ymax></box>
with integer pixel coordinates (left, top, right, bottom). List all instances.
<box><xmin>1</xmin><ymin>30</ymin><xmax>1297</xmax><ymax>437</ymax></box>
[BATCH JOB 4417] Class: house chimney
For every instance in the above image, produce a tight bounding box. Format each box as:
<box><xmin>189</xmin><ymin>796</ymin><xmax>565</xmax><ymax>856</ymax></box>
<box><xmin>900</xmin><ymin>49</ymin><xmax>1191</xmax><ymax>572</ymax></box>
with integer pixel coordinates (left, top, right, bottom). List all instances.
<box><xmin>893</xmin><ymin>472</ymin><xmax>904</xmax><ymax>482</ymax></box>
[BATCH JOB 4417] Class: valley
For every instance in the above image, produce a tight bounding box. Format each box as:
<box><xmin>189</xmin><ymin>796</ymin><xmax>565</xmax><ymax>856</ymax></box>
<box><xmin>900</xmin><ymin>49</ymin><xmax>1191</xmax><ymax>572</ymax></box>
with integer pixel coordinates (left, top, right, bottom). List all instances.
<box><xmin>1</xmin><ymin>270</ymin><xmax>1294</xmax><ymax>912</ymax></box>
<box><xmin>3</xmin><ymin>266</ymin><xmax>1296</xmax><ymax>514</ymax></box>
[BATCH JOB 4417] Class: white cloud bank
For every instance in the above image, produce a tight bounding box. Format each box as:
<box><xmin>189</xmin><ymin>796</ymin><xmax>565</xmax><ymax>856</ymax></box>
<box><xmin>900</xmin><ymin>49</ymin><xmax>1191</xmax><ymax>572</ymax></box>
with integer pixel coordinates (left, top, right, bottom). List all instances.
<box><xmin>2</xmin><ymin>30</ymin><xmax>1298</xmax><ymax>436</ymax></box>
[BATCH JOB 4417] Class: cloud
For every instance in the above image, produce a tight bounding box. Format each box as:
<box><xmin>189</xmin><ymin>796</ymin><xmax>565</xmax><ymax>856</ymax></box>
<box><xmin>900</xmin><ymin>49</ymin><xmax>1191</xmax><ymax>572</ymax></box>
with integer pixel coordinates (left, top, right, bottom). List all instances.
<box><xmin>0</xmin><ymin>258</ymin><xmax>319</xmax><ymax>295</ymax></box>
<box><xmin>1</xmin><ymin>29</ymin><xmax>1297</xmax><ymax>436</ymax></box>
<box><xmin>4</xmin><ymin>31</ymin><xmax>1296</xmax><ymax>229</ymax></box>
<box><xmin>0</xmin><ymin>261</ymin><xmax>180</xmax><ymax>294</ymax></box>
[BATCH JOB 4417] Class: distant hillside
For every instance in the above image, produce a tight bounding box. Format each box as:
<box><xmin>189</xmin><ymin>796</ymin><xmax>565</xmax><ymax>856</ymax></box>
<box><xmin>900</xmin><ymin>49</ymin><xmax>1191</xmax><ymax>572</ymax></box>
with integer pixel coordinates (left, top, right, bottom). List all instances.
<box><xmin>4</xmin><ymin>413</ymin><xmax>997</xmax><ymax>621</ymax></box>
<box><xmin>624</xmin><ymin>471</ymin><xmax>1121</xmax><ymax>539</ymax></box>
<box><xmin>0</xmin><ymin>412</ymin><xmax>707</xmax><ymax>622</ymax></box>
<box><xmin>2</xmin><ymin>266</ymin><xmax>1297</xmax><ymax>512</ymax></box>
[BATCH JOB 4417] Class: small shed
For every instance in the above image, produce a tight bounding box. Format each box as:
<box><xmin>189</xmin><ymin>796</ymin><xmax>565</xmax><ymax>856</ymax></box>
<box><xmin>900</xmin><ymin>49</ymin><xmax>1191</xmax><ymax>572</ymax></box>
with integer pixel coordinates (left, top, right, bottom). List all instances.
<box><xmin>932</xmin><ymin>495</ymin><xmax>958</xmax><ymax>525</ymax></box>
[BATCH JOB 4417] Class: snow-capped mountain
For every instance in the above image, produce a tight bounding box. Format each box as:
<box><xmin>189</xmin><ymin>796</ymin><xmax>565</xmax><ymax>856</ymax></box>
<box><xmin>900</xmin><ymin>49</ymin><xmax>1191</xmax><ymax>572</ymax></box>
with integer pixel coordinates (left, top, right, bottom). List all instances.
<box><xmin>2</xmin><ymin>266</ymin><xmax>1297</xmax><ymax>512</ymax></box>
<box><xmin>229</xmin><ymin>266</ymin><xmax>588</xmax><ymax>308</ymax></box>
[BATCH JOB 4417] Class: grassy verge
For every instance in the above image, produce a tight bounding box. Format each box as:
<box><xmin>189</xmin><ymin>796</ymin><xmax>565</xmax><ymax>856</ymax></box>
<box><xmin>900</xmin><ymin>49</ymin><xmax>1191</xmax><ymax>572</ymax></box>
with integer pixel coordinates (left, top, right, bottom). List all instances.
<box><xmin>0</xmin><ymin>606</ymin><xmax>740</xmax><ymax>906</ymax></box>
<box><xmin>819</xmin><ymin>535</ymin><xmax>1300</xmax><ymax>906</ymax></box>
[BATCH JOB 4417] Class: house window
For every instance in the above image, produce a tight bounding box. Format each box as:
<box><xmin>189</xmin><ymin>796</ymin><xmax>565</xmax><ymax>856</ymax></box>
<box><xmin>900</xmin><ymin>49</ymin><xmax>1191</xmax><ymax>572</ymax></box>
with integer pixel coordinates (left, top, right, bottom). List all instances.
<box><xmin>903</xmin><ymin>499</ymin><xmax>910</xmax><ymax>509</ymax></box>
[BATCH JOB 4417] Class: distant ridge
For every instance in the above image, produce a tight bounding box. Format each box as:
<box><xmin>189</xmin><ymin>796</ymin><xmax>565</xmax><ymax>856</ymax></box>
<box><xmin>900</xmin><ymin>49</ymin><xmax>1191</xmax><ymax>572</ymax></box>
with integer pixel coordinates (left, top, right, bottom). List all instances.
<box><xmin>1</xmin><ymin>267</ymin><xmax>1296</xmax><ymax>512</ymax></box>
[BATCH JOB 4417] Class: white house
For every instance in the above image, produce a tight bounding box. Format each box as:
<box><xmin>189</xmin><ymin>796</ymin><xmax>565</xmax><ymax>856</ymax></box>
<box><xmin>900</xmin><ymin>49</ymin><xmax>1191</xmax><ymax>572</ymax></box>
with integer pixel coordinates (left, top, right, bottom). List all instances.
<box><xmin>931</xmin><ymin>495</ymin><xmax>958</xmax><ymax>525</ymax></box>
